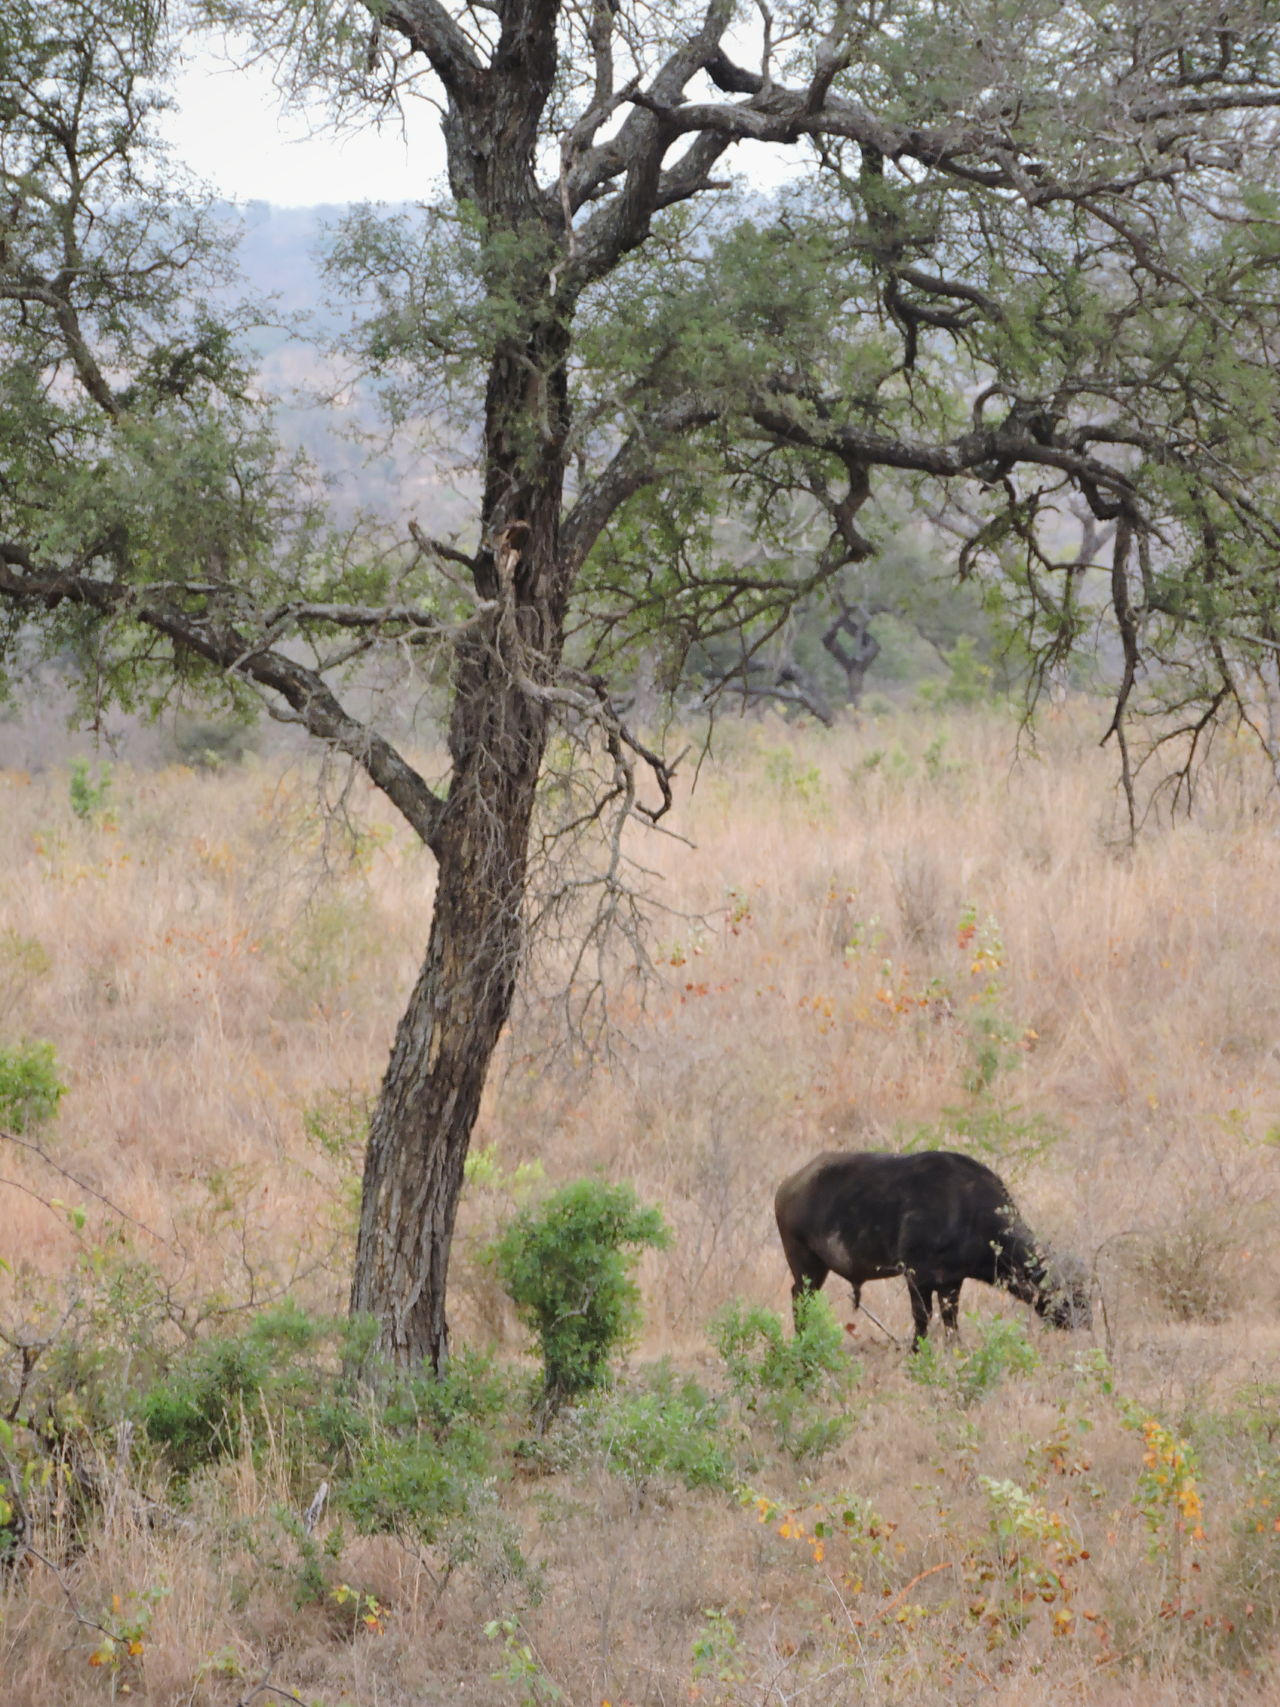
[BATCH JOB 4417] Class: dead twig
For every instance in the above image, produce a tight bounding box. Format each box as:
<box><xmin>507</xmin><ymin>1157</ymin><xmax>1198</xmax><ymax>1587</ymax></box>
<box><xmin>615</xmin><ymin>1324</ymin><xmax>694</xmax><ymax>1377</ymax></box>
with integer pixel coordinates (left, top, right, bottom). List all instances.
<box><xmin>0</xmin><ymin>1129</ymin><xmax>169</xmax><ymax>1248</ymax></box>
<box><xmin>235</xmin><ymin>1675</ymin><xmax>309</xmax><ymax>1707</ymax></box>
<box><xmin>855</xmin><ymin>1299</ymin><xmax>904</xmax><ymax>1348</ymax></box>
<box><xmin>873</xmin><ymin>1560</ymin><xmax>957</xmax><ymax>1620</ymax></box>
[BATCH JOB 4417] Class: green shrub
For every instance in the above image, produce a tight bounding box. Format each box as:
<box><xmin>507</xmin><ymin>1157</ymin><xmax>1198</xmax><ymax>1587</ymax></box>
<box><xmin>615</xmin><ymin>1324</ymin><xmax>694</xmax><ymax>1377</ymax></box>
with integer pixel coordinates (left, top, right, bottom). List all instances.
<box><xmin>909</xmin><ymin>1313</ymin><xmax>1039</xmax><ymax>1407</ymax></box>
<box><xmin>690</xmin><ymin>1607</ymin><xmax>743</xmax><ymax>1687</ymax></box>
<box><xmin>939</xmin><ymin>635</ymin><xmax>994</xmax><ymax>707</ymax></box>
<box><xmin>139</xmin><ymin>1302</ymin><xmax>357</xmax><ymax>1477</ymax></box>
<box><xmin>142</xmin><ymin>1313</ymin><xmax>516</xmax><ymax>1576</ymax></box>
<box><xmin>0</xmin><ymin>1039</ymin><xmax>65</xmax><ymax>1132</ymax></box>
<box><xmin>905</xmin><ymin>1101</ymin><xmax>1062</xmax><ymax>1170</ymax></box>
<box><xmin>380</xmin><ymin>1348</ymin><xmax>509</xmax><ymax>1461</ymax></box>
<box><xmin>68</xmin><ymin>757</ymin><xmax>113</xmax><ymax>823</ymax></box>
<box><xmin>574</xmin><ymin>1365</ymin><xmax>734</xmax><ymax>1491</ymax></box>
<box><xmin>301</xmin><ymin>1085</ymin><xmax>371</xmax><ymax>1166</ymax></box>
<box><xmin>0</xmin><ymin>1419</ymin><xmax>22</xmax><ymax>1563</ymax></box>
<box><xmin>340</xmin><ymin>1351</ymin><xmax>526</xmax><ymax>1584</ymax></box>
<box><xmin>342</xmin><ymin>1432</ymin><xmax>484</xmax><ymax>1542</ymax></box>
<box><xmin>167</xmin><ymin>711</ymin><xmax>258</xmax><ymax>770</ymax></box>
<box><xmin>0</xmin><ymin>1240</ymin><xmax>176</xmax><ymax>1547</ymax></box>
<box><xmin>489</xmin><ymin>1179</ymin><xmax>669</xmax><ymax>1403</ymax></box>
<box><xmin>141</xmin><ymin>1334</ymin><xmax>271</xmax><ymax>1472</ymax></box>
<box><xmin>710</xmin><ymin>1290</ymin><xmax>857</xmax><ymax>1460</ymax></box>
<box><xmin>760</xmin><ymin>744</ymin><xmax>828</xmax><ymax>811</ymax></box>
<box><xmin>713</xmin><ymin>1288</ymin><xmax>847</xmax><ymax>1397</ymax></box>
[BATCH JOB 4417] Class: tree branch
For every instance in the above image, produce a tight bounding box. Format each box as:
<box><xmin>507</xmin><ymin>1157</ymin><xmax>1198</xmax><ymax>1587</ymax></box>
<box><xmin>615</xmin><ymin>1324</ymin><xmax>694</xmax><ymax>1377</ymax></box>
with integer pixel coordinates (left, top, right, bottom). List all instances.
<box><xmin>563</xmin><ymin>0</ymin><xmax>736</xmax><ymax>226</ymax></box>
<box><xmin>561</xmin><ymin>395</ymin><xmax>721</xmax><ymax>573</ymax></box>
<box><xmin>376</xmin><ymin>0</ymin><xmax>487</xmax><ymax>102</ymax></box>
<box><xmin>0</xmin><ymin>549</ymin><xmax>449</xmax><ymax>850</ymax></box>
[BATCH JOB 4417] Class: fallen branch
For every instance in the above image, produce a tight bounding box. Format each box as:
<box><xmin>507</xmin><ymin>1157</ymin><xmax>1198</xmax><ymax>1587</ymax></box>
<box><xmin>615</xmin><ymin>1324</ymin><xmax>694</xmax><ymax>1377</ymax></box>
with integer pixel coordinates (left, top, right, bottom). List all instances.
<box><xmin>235</xmin><ymin>1675</ymin><xmax>309</xmax><ymax>1707</ymax></box>
<box><xmin>874</xmin><ymin>1560</ymin><xmax>957</xmax><ymax>1620</ymax></box>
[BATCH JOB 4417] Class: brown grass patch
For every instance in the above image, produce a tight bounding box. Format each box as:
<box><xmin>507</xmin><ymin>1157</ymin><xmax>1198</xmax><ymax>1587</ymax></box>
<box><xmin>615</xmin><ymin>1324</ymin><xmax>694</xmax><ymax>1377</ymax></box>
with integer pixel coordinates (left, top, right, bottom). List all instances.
<box><xmin>3</xmin><ymin>710</ymin><xmax>1280</xmax><ymax>1703</ymax></box>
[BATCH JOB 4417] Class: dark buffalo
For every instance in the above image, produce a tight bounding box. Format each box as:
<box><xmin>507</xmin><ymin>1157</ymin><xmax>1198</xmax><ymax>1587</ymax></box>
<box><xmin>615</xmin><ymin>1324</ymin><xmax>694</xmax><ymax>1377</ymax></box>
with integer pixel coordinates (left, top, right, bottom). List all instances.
<box><xmin>775</xmin><ymin>1149</ymin><xmax>1091</xmax><ymax>1346</ymax></box>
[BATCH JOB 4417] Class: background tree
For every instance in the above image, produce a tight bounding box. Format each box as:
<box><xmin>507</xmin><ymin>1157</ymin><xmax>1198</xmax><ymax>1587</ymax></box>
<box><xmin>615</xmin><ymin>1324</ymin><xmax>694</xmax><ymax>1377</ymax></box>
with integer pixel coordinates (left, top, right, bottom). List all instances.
<box><xmin>681</xmin><ymin>505</ymin><xmax>1014</xmax><ymax>714</ymax></box>
<box><xmin>6</xmin><ymin>0</ymin><xmax>1280</xmax><ymax>1366</ymax></box>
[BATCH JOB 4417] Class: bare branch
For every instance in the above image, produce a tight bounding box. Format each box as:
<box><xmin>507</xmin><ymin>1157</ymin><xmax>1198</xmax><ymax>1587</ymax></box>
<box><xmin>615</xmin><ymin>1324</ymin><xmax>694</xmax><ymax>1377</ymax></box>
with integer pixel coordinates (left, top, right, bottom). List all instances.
<box><xmin>377</xmin><ymin>0</ymin><xmax>487</xmax><ymax>101</ymax></box>
<box><xmin>0</xmin><ymin>551</ymin><xmax>449</xmax><ymax>850</ymax></box>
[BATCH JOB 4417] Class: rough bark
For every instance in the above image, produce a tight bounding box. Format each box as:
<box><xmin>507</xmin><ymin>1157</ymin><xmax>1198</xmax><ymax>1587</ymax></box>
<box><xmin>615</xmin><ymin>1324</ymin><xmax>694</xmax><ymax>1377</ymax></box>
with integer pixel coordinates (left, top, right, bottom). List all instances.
<box><xmin>347</xmin><ymin>639</ymin><xmax>547</xmax><ymax>1365</ymax></box>
<box><xmin>348</xmin><ymin>0</ymin><xmax>572</xmax><ymax>1359</ymax></box>
<box><xmin>349</xmin><ymin>361</ymin><xmax>570</xmax><ymax>1361</ymax></box>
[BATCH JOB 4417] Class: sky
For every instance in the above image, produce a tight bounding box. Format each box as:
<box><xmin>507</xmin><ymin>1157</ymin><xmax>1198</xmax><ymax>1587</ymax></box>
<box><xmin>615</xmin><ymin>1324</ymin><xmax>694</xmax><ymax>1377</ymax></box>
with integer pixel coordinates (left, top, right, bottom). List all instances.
<box><xmin>160</xmin><ymin>35</ymin><xmax>796</xmax><ymax>208</ymax></box>
<box><xmin>161</xmin><ymin>41</ymin><xmax>446</xmax><ymax>206</ymax></box>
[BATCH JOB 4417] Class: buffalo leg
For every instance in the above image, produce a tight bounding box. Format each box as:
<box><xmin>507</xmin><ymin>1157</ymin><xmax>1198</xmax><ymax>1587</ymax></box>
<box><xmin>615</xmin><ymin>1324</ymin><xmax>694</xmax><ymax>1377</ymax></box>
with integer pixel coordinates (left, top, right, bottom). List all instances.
<box><xmin>780</xmin><ymin>1232</ymin><xmax>829</xmax><ymax>1329</ymax></box>
<box><xmin>906</xmin><ymin>1276</ymin><xmax>934</xmax><ymax>1347</ymax></box>
<box><xmin>937</xmin><ymin>1284</ymin><xmax>963</xmax><ymax>1339</ymax></box>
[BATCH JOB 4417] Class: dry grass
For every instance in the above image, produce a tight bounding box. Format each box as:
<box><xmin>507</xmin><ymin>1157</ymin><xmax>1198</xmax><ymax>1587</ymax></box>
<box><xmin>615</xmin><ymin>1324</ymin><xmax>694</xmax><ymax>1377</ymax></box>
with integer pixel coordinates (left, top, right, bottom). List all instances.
<box><xmin>3</xmin><ymin>705</ymin><xmax>1280</xmax><ymax>1705</ymax></box>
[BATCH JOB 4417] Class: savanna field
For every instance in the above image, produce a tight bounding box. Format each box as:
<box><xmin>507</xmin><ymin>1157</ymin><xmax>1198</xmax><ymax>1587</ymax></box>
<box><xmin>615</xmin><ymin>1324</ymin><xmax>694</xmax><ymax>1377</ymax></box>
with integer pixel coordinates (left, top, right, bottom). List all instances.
<box><xmin>2</xmin><ymin>708</ymin><xmax>1280</xmax><ymax>1706</ymax></box>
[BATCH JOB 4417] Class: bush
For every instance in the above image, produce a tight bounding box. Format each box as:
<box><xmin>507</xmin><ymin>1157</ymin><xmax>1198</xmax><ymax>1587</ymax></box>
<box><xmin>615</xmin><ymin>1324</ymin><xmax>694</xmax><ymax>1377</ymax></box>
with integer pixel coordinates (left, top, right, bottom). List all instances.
<box><xmin>378</xmin><ymin>1347</ymin><xmax>509</xmax><ymax>1468</ymax></box>
<box><xmin>906</xmin><ymin>1100</ymin><xmax>1062</xmax><ymax>1171</ymax></box>
<box><xmin>141</xmin><ymin>1313</ymin><xmax>517</xmax><ymax>1576</ymax></box>
<box><xmin>68</xmin><ymin>757</ymin><xmax>113</xmax><ymax>823</ymax></box>
<box><xmin>0</xmin><ymin>1039</ymin><xmax>65</xmax><ymax>1132</ymax></box>
<box><xmin>342</xmin><ymin>1433</ymin><xmax>484</xmax><ymax>1544</ymax></box>
<box><xmin>141</xmin><ymin>1334</ymin><xmax>276</xmax><ymax>1473</ymax></box>
<box><xmin>568</xmin><ymin>1365</ymin><xmax>735</xmax><ymax>1491</ymax></box>
<box><xmin>139</xmin><ymin>1302</ymin><xmax>359</xmax><ymax>1477</ymax></box>
<box><xmin>340</xmin><ymin>1351</ymin><xmax>528</xmax><ymax>1585</ymax></box>
<box><xmin>166</xmin><ymin>711</ymin><xmax>258</xmax><ymax>769</ymax></box>
<box><xmin>909</xmin><ymin>1313</ymin><xmax>1039</xmax><ymax>1407</ymax></box>
<box><xmin>710</xmin><ymin>1290</ymin><xmax>856</xmax><ymax>1460</ymax></box>
<box><xmin>1133</xmin><ymin>1203</ymin><xmax>1242</xmax><ymax>1323</ymax></box>
<box><xmin>0</xmin><ymin>1419</ymin><xmax>23</xmax><ymax>1564</ymax></box>
<box><xmin>489</xmin><ymin>1179</ymin><xmax>670</xmax><ymax>1402</ymax></box>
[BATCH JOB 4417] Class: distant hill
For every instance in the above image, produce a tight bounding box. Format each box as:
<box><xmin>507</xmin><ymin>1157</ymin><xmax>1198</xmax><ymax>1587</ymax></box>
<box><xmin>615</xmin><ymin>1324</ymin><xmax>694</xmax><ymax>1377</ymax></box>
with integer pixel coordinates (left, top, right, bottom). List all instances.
<box><xmin>236</xmin><ymin>202</ymin><xmax>347</xmax><ymax>319</ymax></box>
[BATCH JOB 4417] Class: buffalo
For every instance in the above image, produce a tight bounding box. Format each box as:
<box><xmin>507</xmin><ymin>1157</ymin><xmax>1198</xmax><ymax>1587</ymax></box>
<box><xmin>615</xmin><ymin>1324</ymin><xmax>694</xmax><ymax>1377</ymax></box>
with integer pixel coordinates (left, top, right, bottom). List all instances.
<box><xmin>775</xmin><ymin>1149</ymin><xmax>1091</xmax><ymax>1346</ymax></box>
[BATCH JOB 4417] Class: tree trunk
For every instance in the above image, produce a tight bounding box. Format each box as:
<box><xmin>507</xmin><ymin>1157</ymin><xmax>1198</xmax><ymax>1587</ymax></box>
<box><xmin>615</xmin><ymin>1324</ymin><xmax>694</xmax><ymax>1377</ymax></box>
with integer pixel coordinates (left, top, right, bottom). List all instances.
<box><xmin>1259</xmin><ymin>647</ymin><xmax>1280</xmax><ymax>793</ymax></box>
<box><xmin>346</xmin><ymin>734</ymin><xmax>539</xmax><ymax>1366</ymax></box>
<box><xmin>349</xmin><ymin>269</ymin><xmax>571</xmax><ymax>1367</ymax></box>
<box><xmin>347</xmin><ymin>3</ymin><xmax>578</xmax><ymax>1368</ymax></box>
<box><xmin>348</xmin><ymin>559</ymin><xmax>565</xmax><ymax>1363</ymax></box>
<box><xmin>822</xmin><ymin>602</ymin><xmax>881</xmax><ymax>709</ymax></box>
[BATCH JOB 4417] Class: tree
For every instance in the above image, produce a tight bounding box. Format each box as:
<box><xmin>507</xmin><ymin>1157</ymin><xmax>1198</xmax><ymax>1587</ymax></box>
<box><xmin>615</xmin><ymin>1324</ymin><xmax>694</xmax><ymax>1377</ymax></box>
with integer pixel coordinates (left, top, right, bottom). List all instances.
<box><xmin>7</xmin><ymin>0</ymin><xmax>1280</xmax><ymax>1366</ymax></box>
<box><xmin>0</xmin><ymin>0</ymin><xmax>314</xmax><ymax>723</ymax></box>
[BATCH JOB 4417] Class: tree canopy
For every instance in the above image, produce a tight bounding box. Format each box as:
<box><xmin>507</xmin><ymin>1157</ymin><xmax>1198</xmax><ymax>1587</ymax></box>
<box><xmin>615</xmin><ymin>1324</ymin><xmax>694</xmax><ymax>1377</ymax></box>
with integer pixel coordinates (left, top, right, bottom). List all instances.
<box><xmin>6</xmin><ymin>0</ymin><xmax>1280</xmax><ymax>1361</ymax></box>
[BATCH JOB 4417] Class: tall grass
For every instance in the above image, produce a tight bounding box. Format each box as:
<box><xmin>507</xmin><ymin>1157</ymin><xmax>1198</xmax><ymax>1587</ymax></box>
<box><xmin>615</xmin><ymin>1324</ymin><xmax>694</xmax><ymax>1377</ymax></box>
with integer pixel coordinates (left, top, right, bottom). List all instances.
<box><xmin>2</xmin><ymin>708</ymin><xmax>1279</xmax><ymax>1704</ymax></box>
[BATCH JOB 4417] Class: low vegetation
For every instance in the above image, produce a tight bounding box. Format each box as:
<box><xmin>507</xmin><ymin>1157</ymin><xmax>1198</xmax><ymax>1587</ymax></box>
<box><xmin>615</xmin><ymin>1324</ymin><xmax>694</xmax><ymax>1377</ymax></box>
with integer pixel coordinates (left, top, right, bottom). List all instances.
<box><xmin>2</xmin><ymin>709</ymin><xmax>1280</xmax><ymax>1704</ymax></box>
